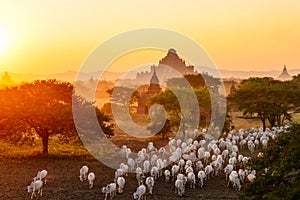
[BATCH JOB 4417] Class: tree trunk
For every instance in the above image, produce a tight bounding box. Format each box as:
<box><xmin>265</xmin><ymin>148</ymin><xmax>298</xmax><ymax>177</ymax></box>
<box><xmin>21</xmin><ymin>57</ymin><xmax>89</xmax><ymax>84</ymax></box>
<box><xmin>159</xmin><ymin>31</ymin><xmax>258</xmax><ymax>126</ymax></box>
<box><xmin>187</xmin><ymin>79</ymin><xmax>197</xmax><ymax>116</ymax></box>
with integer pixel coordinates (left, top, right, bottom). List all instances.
<box><xmin>181</xmin><ymin>117</ymin><xmax>186</xmax><ymax>140</ymax></box>
<box><xmin>262</xmin><ymin>119</ymin><xmax>266</xmax><ymax>132</ymax></box>
<box><xmin>281</xmin><ymin>116</ymin><xmax>285</xmax><ymax>126</ymax></box>
<box><xmin>42</xmin><ymin>135</ymin><xmax>49</xmax><ymax>154</ymax></box>
<box><xmin>277</xmin><ymin>115</ymin><xmax>282</xmax><ymax>127</ymax></box>
<box><xmin>179</xmin><ymin>115</ymin><xmax>185</xmax><ymax>140</ymax></box>
<box><xmin>268</xmin><ymin>115</ymin><xmax>276</xmax><ymax>127</ymax></box>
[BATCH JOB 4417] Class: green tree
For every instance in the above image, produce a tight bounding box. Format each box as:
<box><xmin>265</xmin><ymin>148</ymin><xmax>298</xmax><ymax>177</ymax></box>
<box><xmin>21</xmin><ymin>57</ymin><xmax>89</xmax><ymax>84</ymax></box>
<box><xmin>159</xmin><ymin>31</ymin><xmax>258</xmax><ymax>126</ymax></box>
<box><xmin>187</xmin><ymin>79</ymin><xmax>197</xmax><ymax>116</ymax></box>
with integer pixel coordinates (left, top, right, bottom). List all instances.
<box><xmin>148</xmin><ymin>87</ymin><xmax>211</xmax><ymax>138</ymax></box>
<box><xmin>265</xmin><ymin>80</ymin><xmax>300</xmax><ymax>126</ymax></box>
<box><xmin>228</xmin><ymin>77</ymin><xmax>300</xmax><ymax>131</ymax></box>
<box><xmin>240</xmin><ymin>124</ymin><xmax>300</xmax><ymax>200</ymax></box>
<box><xmin>147</xmin><ymin>105</ymin><xmax>172</xmax><ymax>138</ymax></box>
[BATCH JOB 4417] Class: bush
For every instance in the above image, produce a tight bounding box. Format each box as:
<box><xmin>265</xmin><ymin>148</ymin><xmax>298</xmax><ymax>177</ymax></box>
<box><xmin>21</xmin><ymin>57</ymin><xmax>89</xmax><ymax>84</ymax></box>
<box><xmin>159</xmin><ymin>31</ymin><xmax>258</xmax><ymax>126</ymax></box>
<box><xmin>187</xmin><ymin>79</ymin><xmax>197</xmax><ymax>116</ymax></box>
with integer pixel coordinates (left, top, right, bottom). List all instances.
<box><xmin>240</xmin><ymin>124</ymin><xmax>300</xmax><ymax>200</ymax></box>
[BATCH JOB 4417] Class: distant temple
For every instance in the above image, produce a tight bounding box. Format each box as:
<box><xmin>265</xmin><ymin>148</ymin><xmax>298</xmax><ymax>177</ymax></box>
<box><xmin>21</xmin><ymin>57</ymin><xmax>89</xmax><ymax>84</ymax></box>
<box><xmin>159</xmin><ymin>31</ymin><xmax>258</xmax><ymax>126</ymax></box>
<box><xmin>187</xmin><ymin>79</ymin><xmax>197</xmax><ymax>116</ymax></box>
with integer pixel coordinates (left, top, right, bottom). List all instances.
<box><xmin>277</xmin><ymin>65</ymin><xmax>292</xmax><ymax>81</ymax></box>
<box><xmin>135</xmin><ymin>49</ymin><xmax>220</xmax><ymax>115</ymax></box>
<box><xmin>137</xmin><ymin>69</ymin><xmax>162</xmax><ymax>114</ymax></box>
<box><xmin>159</xmin><ymin>48</ymin><xmax>196</xmax><ymax>75</ymax></box>
<box><xmin>229</xmin><ymin>80</ymin><xmax>236</xmax><ymax>94</ymax></box>
<box><xmin>136</xmin><ymin>49</ymin><xmax>198</xmax><ymax>114</ymax></box>
<box><xmin>136</xmin><ymin>49</ymin><xmax>197</xmax><ymax>84</ymax></box>
<box><xmin>0</xmin><ymin>71</ymin><xmax>14</xmax><ymax>87</ymax></box>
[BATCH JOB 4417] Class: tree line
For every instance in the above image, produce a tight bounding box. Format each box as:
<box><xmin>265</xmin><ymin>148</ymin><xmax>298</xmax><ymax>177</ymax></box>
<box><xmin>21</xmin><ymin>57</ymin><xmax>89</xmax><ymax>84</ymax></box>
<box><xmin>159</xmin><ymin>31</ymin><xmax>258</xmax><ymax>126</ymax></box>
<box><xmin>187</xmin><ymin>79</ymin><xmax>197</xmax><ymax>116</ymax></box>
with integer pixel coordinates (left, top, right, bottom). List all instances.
<box><xmin>102</xmin><ymin>73</ymin><xmax>300</xmax><ymax>139</ymax></box>
<box><xmin>228</xmin><ymin>76</ymin><xmax>300</xmax><ymax>131</ymax></box>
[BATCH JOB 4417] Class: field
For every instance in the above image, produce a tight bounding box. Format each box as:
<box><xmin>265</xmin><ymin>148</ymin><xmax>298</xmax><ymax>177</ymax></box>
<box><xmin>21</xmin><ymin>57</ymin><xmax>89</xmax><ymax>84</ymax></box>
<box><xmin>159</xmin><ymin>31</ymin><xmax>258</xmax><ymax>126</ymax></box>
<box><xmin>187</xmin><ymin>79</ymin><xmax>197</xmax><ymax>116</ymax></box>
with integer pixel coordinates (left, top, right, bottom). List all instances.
<box><xmin>0</xmin><ymin>136</ymin><xmax>241</xmax><ymax>200</ymax></box>
<box><xmin>0</xmin><ymin>156</ymin><xmax>239</xmax><ymax>200</ymax></box>
<box><xmin>2</xmin><ymin>112</ymin><xmax>294</xmax><ymax>200</ymax></box>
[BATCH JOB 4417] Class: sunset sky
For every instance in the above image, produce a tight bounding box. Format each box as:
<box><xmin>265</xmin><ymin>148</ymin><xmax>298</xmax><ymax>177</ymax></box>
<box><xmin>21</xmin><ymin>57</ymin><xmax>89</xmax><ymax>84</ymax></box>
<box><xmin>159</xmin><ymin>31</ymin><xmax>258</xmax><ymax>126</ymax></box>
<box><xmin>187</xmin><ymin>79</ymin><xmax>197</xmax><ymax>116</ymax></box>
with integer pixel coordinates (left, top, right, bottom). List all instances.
<box><xmin>0</xmin><ymin>0</ymin><xmax>300</xmax><ymax>74</ymax></box>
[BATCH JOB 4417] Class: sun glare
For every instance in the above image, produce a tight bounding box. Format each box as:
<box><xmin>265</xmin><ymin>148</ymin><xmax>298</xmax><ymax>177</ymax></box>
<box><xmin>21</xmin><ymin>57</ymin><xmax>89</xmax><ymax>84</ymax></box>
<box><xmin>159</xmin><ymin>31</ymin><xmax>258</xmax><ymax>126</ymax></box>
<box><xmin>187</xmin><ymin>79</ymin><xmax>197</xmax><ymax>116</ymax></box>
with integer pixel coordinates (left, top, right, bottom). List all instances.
<box><xmin>0</xmin><ymin>26</ymin><xmax>10</xmax><ymax>55</ymax></box>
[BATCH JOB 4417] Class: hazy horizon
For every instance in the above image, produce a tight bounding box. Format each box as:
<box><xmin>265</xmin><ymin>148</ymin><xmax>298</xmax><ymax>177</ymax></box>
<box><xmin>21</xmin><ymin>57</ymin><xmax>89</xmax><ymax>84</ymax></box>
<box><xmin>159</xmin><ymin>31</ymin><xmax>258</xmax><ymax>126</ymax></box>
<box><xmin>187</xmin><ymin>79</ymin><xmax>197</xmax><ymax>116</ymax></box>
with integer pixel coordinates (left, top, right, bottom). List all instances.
<box><xmin>1</xmin><ymin>66</ymin><xmax>300</xmax><ymax>83</ymax></box>
<box><xmin>1</xmin><ymin>65</ymin><xmax>300</xmax><ymax>75</ymax></box>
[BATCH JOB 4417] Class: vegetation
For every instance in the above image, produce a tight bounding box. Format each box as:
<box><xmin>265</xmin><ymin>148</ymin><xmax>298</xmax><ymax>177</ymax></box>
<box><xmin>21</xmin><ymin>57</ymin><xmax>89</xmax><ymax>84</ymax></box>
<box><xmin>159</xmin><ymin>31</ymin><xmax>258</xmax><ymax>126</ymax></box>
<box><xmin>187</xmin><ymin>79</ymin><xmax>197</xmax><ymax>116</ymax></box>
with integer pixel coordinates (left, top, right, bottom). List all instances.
<box><xmin>228</xmin><ymin>77</ymin><xmax>300</xmax><ymax>131</ymax></box>
<box><xmin>101</xmin><ymin>102</ymin><xmax>113</xmax><ymax>114</ymax></box>
<box><xmin>166</xmin><ymin>73</ymin><xmax>221</xmax><ymax>89</ymax></box>
<box><xmin>106</xmin><ymin>86</ymin><xmax>139</xmax><ymax>112</ymax></box>
<box><xmin>0</xmin><ymin>137</ymin><xmax>90</xmax><ymax>159</ymax></box>
<box><xmin>240</xmin><ymin>124</ymin><xmax>300</xmax><ymax>200</ymax></box>
<box><xmin>222</xmin><ymin>108</ymin><xmax>233</xmax><ymax>134</ymax></box>
<box><xmin>148</xmin><ymin>87</ymin><xmax>211</xmax><ymax>138</ymax></box>
<box><xmin>0</xmin><ymin>80</ymin><xmax>114</xmax><ymax>154</ymax></box>
<box><xmin>291</xmin><ymin>74</ymin><xmax>300</xmax><ymax>88</ymax></box>
<box><xmin>72</xmin><ymin>95</ymin><xmax>114</xmax><ymax>139</ymax></box>
<box><xmin>146</xmin><ymin>105</ymin><xmax>172</xmax><ymax>138</ymax></box>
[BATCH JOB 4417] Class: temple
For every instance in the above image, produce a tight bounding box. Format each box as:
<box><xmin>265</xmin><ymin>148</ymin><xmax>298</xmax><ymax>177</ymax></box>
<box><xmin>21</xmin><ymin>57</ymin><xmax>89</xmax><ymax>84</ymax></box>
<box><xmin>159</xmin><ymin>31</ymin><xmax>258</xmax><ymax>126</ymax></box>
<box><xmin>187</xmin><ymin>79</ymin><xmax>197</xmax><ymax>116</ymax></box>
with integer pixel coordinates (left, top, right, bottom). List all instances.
<box><xmin>137</xmin><ymin>69</ymin><xmax>162</xmax><ymax>114</ymax></box>
<box><xmin>277</xmin><ymin>65</ymin><xmax>292</xmax><ymax>81</ymax></box>
<box><xmin>136</xmin><ymin>49</ymin><xmax>197</xmax><ymax>84</ymax></box>
<box><xmin>0</xmin><ymin>71</ymin><xmax>14</xmax><ymax>87</ymax></box>
<box><xmin>158</xmin><ymin>48</ymin><xmax>196</xmax><ymax>75</ymax></box>
<box><xmin>229</xmin><ymin>80</ymin><xmax>236</xmax><ymax>95</ymax></box>
<box><xmin>136</xmin><ymin>49</ymin><xmax>220</xmax><ymax>115</ymax></box>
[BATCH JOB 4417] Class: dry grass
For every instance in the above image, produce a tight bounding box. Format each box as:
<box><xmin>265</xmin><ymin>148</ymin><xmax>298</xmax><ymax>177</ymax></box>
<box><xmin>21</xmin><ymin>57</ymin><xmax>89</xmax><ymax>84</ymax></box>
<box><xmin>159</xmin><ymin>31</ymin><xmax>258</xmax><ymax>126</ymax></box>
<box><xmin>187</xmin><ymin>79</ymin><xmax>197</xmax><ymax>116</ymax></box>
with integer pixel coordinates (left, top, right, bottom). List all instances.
<box><xmin>231</xmin><ymin>111</ymin><xmax>266</xmax><ymax>130</ymax></box>
<box><xmin>231</xmin><ymin>111</ymin><xmax>300</xmax><ymax>130</ymax></box>
<box><xmin>0</xmin><ymin>138</ymin><xmax>90</xmax><ymax>159</ymax></box>
<box><xmin>0</xmin><ymin>140</ymin><xmax>42</xmax><ymax>158</ymax></box>
<box><xmin>292</xmin><ymin>113</ymin><xmax>300</xmax><ymax>123</ymax></box>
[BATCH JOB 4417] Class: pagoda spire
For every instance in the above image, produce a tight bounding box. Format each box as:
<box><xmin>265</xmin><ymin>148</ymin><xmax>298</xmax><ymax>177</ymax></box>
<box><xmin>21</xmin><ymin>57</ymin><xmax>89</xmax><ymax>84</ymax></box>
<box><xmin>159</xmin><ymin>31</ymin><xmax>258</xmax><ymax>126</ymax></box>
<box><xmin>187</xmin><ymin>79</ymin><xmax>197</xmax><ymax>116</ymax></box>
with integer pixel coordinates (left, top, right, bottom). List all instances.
<box><xmin>150</xmin><ymin>67</ymin><xmax>159</xmax><ymax>84</ymax></box>
<box><xmin>283</xmin><ymin>65</ymin><xmax>287</xmax><ymax>73</ymax></box>
<box><xmin>230</xmin><ymin>80</ymin><xmax>236</xmax><ymax>94</ymax></box>
<box><xmin>1</xmin><ymin>71</ymin><xmax>13</xmax><ymax>85</ymax></box>
<box><xmin>148</xmin><ymin>67</ymin><xmax>161</xmax><ymax>93</ymax></box>
<box><xmin>277</xmin><ymin>65</ymin><xmax>292</xmax><ymax>81</ymax></box>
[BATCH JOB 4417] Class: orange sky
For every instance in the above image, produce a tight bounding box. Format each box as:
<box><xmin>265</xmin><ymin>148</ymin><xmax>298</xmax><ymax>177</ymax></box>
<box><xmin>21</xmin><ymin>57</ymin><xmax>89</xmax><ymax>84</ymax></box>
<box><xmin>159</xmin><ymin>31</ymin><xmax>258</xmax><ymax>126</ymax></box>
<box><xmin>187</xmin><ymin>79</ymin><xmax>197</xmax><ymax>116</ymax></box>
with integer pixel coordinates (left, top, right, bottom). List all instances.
<box><xmin>0</xmin><ymin>1</ymin><xmax>300</xmax><ymax>74</ymax></box>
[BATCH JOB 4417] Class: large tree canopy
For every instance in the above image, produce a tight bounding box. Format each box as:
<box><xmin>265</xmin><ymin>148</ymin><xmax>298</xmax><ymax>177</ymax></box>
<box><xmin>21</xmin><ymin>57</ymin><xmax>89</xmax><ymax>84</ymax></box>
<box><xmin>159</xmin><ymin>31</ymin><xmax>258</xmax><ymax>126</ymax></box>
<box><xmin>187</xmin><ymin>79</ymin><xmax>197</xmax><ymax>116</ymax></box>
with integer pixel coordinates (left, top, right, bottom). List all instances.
<box><xmin>0</xmin><ymin>79</ymin><xmax>114</xmax><ymax>154</ymax></box>
<box><xmin>0</xmin><ymin>80</ymin><xmax>74</xmax><ymax>154</ymax></box>
<box><xmin>148</xmin><ymin>87</ymin><xmax>211</xmax><ymax>138</ymax></box>
<box><xmin>228</xmin><ymin>77</ymin><xmax>300</xmax><ymax>131</ymax></box>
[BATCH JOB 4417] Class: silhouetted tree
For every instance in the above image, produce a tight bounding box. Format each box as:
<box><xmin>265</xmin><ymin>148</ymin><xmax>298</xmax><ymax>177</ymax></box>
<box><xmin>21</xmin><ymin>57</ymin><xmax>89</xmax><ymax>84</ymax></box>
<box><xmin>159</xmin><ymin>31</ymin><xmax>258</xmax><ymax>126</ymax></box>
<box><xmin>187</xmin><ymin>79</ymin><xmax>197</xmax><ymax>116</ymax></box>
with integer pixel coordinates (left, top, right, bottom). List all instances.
<box><xmin>72</xmin><ymin>95</ymin><xmax>114</xmax><ymax>139</ymax></box>
<box><xmin>228</xmin><ymin>77</ymin><xmax>300</xmax><ymax>131</ymax></box>
<box><xmin>0</xmin><ymin>80</ymin><xmax>74</xmax><ymax>153</ymax></box>
<box><xmin>101</xmin><ymin>102</ymin><xmax>113</xmax><ymax>114</ymax></box>
<box><xmin>291</xmin><ymin>74</ymin><xmax>300</xmax><ymax>88</ymax></box>
<box><xmin>167</xmin><ymin>73</ymin><xmax>221</xmax><ymax>89</ymax></box>
<box><xmin>0</xmin><ymin>80</ymin><xmax>114</xmax><ymax>154</ymax></box>
<box><xmin>106</xmin><ymin>86</ymin><xmax>140</xmax><ymax>112</ymax></box>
